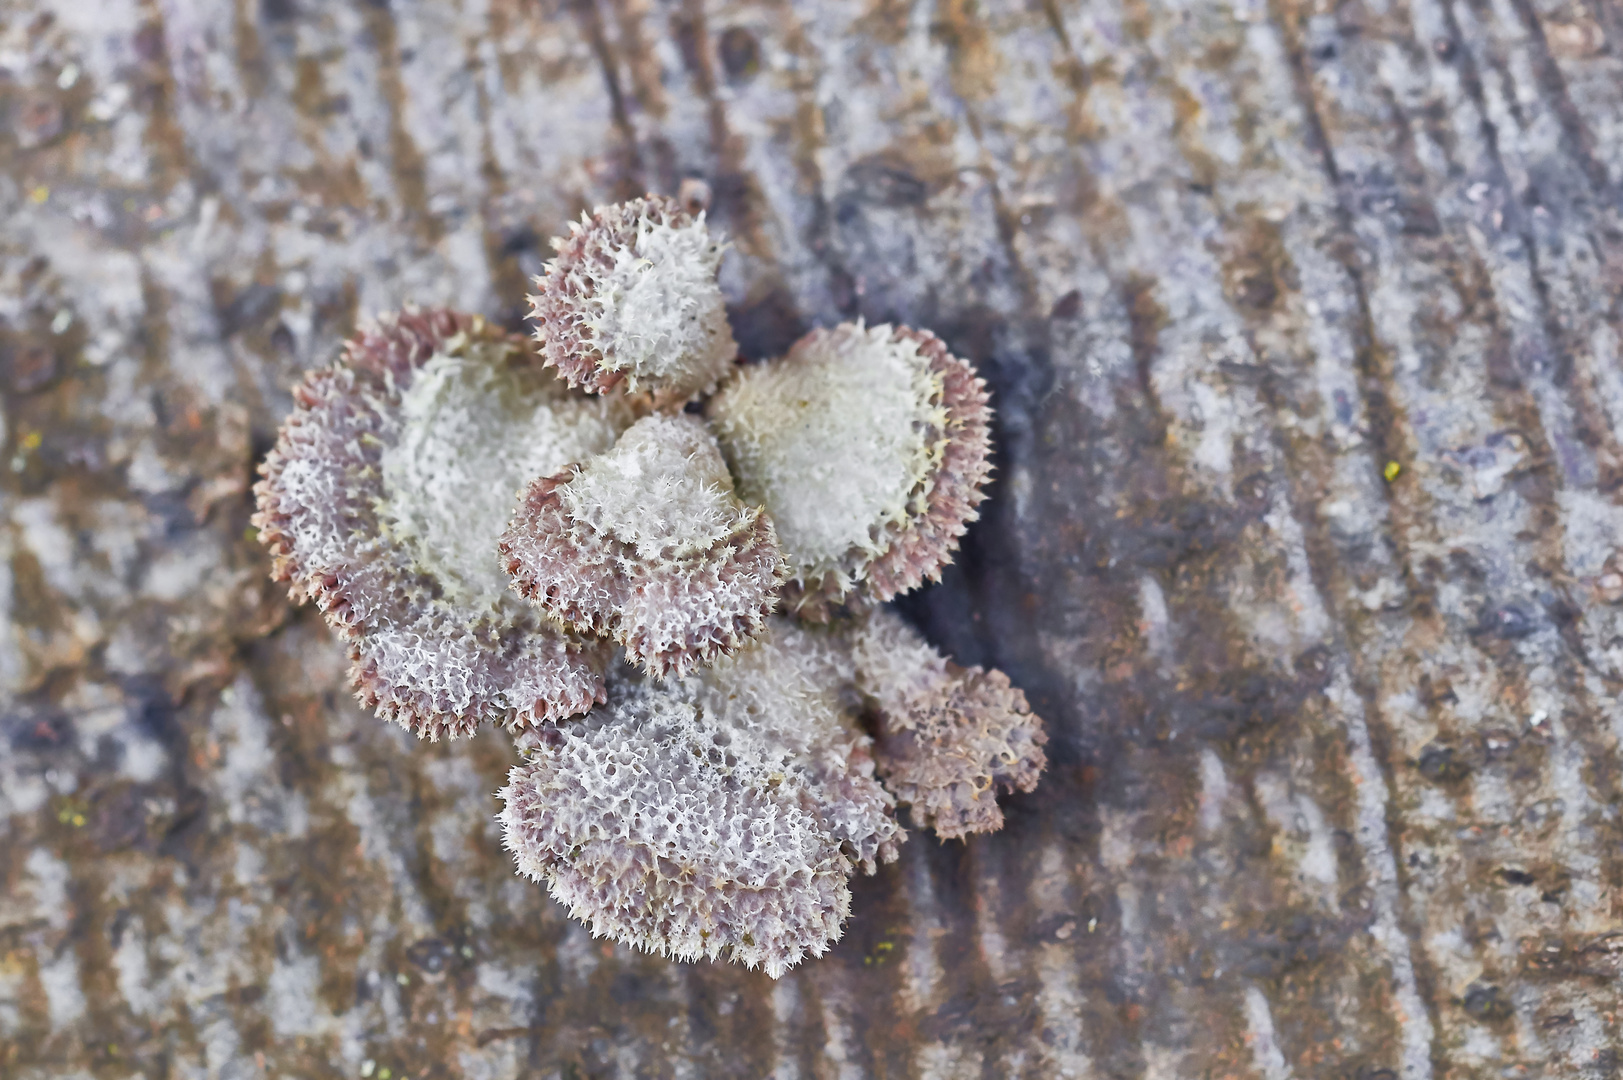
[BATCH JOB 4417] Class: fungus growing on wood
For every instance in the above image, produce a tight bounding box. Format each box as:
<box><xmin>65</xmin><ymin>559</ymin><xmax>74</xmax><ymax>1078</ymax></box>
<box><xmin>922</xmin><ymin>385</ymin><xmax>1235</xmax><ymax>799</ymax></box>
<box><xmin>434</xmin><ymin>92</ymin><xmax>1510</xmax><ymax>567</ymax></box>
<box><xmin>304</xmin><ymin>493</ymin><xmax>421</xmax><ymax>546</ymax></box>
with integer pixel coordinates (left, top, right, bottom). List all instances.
<box><xmin>528</xmin><ymin>194</ymin><xmax>736</xmax><ymax>405</ymax></box>
<box><xmin>498</xmin><ymin>619</ymin><xmax>902</xmax><ymax>977</ymax></box>
<box><xmin>501</xmin><ymin>414</ymin><xmax>788</xmax><ymax>678</ymax></box>
<box><xmin>252</xmin><ymin>307</ymin><xmax>632</xmax><ymax>739</ymax></box>
<box><xmin>845</xmin><ymin>608</ymin><xmax>1047</xmax><ymax>839</ymax></box>
<box><xmin>254</xmin><ymin>196</ymin><xmax>1044</xmax><ymax>978</ymax></box>
<box><xmin>705</xmin><ymin>321</ymin><xmax>993</xmax><ymax>618</ymax></box>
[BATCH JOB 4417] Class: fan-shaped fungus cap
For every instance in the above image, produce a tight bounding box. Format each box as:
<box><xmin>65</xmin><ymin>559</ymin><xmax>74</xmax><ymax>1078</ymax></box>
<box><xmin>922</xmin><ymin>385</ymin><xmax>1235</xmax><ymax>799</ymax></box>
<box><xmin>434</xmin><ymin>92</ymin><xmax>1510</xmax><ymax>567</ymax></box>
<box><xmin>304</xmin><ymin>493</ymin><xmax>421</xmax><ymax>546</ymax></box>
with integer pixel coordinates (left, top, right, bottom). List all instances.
<box><xmin>501</xmin><ymin>414</ymin><xmax>787</xmax><ymax>678</ymax></box>
<box><xmin>528</xmin><ymin>195</ymin><xmax>737</xmax><ymax>406</ymax></box>
<box><xmin>498</xmin><ymin>619</ymin><xmax>902</xmax><ymax>978</ymax></box>
<box><xmin>705</xmin><ymin>322</ymin><xmax>992</xmax><ymax>618</ymax></box>
<box><xmin>252</xmin><ymin>308</ymin><xmax>634</xmax><ymax>740</ymax></box>
<box><xmin>846</xmin><ymin>608</ymin><xmax>1046</xmax><ymax>839</ymax></box>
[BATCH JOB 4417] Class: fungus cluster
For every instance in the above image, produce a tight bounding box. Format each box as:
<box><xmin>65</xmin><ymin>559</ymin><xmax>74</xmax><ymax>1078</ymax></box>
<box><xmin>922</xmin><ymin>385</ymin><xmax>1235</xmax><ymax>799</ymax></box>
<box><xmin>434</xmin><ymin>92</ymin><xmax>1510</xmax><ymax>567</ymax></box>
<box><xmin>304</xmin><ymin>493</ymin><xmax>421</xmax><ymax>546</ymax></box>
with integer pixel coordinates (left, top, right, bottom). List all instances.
<box><xmin>254</xmin><ymin>194</ymin><xmax>1047</xmax><ymax>977</ymax></box>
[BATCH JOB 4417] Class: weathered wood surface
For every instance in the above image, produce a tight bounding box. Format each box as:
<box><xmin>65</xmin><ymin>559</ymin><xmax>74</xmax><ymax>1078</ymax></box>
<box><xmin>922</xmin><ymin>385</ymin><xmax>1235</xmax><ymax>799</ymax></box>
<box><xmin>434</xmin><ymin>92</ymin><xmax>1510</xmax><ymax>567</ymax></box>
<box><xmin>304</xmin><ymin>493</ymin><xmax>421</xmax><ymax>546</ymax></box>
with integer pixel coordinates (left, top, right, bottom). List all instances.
<box><xmin>3</xmin><ymin>0</ymin><xmax>1623</xmax><ymax>1075</ymax></box>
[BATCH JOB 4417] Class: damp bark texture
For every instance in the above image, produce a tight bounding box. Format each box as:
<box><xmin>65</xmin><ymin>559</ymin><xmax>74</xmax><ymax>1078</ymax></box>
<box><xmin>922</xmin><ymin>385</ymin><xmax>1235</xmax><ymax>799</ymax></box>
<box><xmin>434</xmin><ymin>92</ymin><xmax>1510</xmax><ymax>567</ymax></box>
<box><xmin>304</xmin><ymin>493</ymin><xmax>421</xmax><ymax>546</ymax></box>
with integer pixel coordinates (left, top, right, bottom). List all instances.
<box><xmin>3</xmin><ymin>0</ymin><xmax>1623</xmax><ymax>1076</ymax></box>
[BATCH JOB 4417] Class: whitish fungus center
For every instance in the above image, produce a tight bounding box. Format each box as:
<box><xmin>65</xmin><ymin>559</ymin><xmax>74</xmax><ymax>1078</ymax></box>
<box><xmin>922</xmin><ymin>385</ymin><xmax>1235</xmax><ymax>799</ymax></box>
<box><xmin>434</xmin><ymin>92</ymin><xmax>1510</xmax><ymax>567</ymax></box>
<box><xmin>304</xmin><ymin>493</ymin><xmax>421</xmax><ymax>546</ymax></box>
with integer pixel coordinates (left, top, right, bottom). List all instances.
<box><xmin>530</xmin><ymin>195</ymin><xmax>736</xmax><ymax>403</ymax></box>
<box><xmin>588</xmin><ymin>212</ymin><xmax>732</xmax><ymax>388</ymax></box>
<box><xmin>380</xmin><ymin>338</ymin><xmax>630</xmax><ymax>606</ymax></box>
<box><xmin>708</xmin><ymin>322</ymin><xmax>943</xmax><ymax>589</ymax></box>
<box><xmin>558</xmin><ymin>415</ymin><xmax>744</xmax><ymax>561</ymax></box>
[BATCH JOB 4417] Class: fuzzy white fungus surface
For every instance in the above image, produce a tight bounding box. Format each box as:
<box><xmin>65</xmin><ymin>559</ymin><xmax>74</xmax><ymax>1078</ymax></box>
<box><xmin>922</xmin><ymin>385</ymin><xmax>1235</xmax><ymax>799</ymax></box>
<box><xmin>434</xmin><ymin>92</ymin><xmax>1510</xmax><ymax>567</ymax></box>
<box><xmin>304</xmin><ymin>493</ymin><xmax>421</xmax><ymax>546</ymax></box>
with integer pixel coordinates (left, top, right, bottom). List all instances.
<box><xmin>559</xmin><ymin>415</ymin><xmax>744</xmax><ymax>562</ymax></box>
<box><xmin>379</xmin><ymin>342</ymin><xmax>632</xmax><ymax>607</ymax></box>
<box><xmin>707</xmin><ymin>323</ymin><xmax>946</xmax><ymax>591</ymax></box>
<box><xmin>498</xmin><ymin>619</ymin><xmax>900</xmax><ymax>977</ymax></box>
<box><xmin>588</xmin><ymin>212</ymin><xmax>734</xmax><ymax>394</ymax></box>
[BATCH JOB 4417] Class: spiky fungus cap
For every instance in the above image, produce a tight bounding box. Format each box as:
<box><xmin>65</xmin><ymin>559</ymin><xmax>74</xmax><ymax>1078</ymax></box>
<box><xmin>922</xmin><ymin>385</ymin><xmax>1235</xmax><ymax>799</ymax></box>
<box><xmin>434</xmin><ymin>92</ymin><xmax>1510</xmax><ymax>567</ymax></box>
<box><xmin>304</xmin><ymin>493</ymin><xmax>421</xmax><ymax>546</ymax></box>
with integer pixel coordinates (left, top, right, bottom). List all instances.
<box><xmin>252</xmin><ymin>307</ymin><xmax>635</xmax><ymax>740</ymax></box>
<box><xmin>705</xmin><ymin>322</ymin><xmax>992</xmax><ymax>619</ymax></box>
<box><xmin>501</xmin><ymin>414</ymin><xmax>787</xmax><ymax>678</ymax></box>
<box><xmin>498</xmin><ymin>618</ymin><xmax>903</xmax><ymax>978</ymax></box>
<box><xmin>528</xmin><ymin>195</ymin><xmax>737</xmax><ymax>405</ymax></box>
<box><xmin>845</xmin><ymin>608</ymin><xmax>1046</xmax><ymax>839</ymax></box>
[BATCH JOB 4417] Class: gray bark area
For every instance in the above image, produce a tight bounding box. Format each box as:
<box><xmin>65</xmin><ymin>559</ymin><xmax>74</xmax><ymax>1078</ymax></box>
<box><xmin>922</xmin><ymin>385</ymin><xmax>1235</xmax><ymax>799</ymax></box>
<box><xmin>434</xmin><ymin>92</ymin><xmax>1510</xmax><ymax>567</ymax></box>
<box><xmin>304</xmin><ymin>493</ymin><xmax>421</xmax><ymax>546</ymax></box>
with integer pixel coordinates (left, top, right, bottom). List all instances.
<box><xmin>3</xmin><ymin>0</ymin><xmax>1623</xmax><ymax>1075</ymax></box>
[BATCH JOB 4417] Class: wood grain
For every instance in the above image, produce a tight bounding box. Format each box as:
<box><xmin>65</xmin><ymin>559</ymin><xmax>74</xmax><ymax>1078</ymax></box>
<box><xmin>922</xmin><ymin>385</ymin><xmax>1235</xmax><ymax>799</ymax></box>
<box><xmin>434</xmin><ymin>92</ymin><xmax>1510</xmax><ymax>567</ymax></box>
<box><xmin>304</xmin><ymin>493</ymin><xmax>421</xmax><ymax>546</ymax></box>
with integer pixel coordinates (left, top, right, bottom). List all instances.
<box><xmin>2</xmin><ymin>0</ymin><xmax>1622</xmax><ymax>1074</ymax></box>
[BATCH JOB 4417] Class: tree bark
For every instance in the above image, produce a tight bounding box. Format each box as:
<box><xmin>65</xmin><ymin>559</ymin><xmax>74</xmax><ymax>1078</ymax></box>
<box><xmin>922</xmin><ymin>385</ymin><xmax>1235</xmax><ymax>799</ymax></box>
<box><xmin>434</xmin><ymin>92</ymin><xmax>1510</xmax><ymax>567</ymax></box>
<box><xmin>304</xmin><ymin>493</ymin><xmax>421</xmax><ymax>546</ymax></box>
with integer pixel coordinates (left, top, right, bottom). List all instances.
<box><xmin>3</xmin><ymin>0</ymin><xmax>1623</xmax><ymax>1075</ymax></box>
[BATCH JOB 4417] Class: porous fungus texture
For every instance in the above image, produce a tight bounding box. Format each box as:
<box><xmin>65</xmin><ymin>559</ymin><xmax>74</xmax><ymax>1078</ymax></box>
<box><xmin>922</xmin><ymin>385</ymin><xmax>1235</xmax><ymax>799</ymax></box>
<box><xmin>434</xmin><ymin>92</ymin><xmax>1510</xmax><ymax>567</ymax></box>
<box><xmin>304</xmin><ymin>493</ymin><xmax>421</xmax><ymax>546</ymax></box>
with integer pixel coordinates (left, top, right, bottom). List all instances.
<box><xmin>706</xmin><ymin>322</ymin><xmax>992</xmax><ymax>619</ymax></box>
<box><xmin>529</xmin><ymin>195</ymin><xmax>737</xmax><ymax>406</ymax></box>
<box><xmin>498</xmin><ymin>618</ymin><xmax>903</xmax><ymax>978</ymax></box>
<box><xmin>501</xmin><ymin>414</ymin><xmax>787</xmax><ymax>678</ymax></box>
<box><xmin>845</xmin><ymin>607</ymin><xmax>1047</xmax><ymax>839</ymax></box>
<box><xmin>252</xmin><ymin>307</ymin><xmax>634</xmax><ymax>740</ymax></box>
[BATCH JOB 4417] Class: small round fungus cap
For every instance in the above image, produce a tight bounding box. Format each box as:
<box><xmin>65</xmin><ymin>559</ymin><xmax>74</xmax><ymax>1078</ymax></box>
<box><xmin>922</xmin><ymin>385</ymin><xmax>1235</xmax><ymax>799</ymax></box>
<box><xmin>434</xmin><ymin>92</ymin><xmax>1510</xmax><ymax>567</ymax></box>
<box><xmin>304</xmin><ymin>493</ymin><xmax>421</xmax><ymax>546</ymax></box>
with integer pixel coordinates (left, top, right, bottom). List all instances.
<box><xmin>705</xmin><ymin>322</ymin><xmax>992</xmax><ymax>618</ymax></box>
<box><xmin>501</xmin><ymin>414</ymin><xmax>787</xmax><ymax>678</ymax></box>
<box><xmin>845</xmin><ymin>608</ymin><xmax>1046</xmax><ymax>839</ymax></box>
<box><xmin>252</xmin><ymin>308</ymin><xmax>634</xmax><ymax>739</ymax></box>
<box><xmin>528</xmin><ymin>195</ymin><xmax>737</xmax><ymax>405</ymax></box>
<box><xmin>498</xmin><ymin>619</ymin><xmax>902</xmax><ymax>978</ymax></box>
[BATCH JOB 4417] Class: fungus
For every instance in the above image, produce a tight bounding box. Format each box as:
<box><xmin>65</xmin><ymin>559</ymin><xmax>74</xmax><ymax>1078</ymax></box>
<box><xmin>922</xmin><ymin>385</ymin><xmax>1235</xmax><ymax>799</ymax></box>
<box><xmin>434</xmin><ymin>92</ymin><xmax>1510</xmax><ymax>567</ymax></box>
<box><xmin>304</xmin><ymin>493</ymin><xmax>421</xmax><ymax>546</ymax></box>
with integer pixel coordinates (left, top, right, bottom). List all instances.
<box><xmin>844</xmin><ymin>608</ymin><xmax>1047</xmax><ymax>839</ymax></box>
<box><xmin>252</xmin><ymin>307</ymin><xmax>633</xmax><ymax>739</ymax></box>
<box><xmin>528</xmin><ymin>194</ymin><xmax>736</xmax><ymax>405</ymax></box>
<box><xmin>705</xmin><ymin>321</ymin><xmax>992</xmax><ymax>617</ymax></box>
<box><xmin>254</xmin><ymin>196</ymin><xmax>1046</xmax><ymax>978</ymax></box>
<box><xmin>498</xmin><ymin>619</ymin><xmax>902</xmax><ymax>977</ymax></box>
<box><xmin>501</xmin><ymin>414</ymin><xmax>787</xmax><ymax>678</ymax></box>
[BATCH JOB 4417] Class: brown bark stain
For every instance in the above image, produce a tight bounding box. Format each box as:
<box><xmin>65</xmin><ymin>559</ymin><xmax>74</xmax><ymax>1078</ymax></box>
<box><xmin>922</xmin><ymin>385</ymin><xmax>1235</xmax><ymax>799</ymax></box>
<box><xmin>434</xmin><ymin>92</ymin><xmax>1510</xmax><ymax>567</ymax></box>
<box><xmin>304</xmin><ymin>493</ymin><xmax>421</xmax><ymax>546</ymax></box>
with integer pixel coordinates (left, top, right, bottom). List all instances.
<box><xmin>568</xmin><ymin>0</ymin><xmax>646</xmax><ymax>200</ymax></box>
<box><xmin>361</xmin><ymin>2</ymin><xmax>438</xmax><ymax>242</ymax></box>
<box><xmin>1166</xmin><ymin>80</ymin><xmax>1219</xmax><ymax>192</ymax></box>
<box><xmin>606</xmin><ymin>0</ymin><xmax>667</xmax><ymax>122</ymax></box>
<box><xmin>930</xmin><ymin>0</ymin><xmax>999</xmax><ymax>105</ymax></box>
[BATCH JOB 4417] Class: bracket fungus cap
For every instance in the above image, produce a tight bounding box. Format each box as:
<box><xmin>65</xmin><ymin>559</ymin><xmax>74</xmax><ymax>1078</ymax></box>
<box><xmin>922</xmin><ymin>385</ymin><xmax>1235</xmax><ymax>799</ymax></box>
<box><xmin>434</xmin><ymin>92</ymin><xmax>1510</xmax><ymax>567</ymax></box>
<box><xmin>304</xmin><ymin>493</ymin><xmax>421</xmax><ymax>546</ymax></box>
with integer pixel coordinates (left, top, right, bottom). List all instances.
<box><xmin>501</xmin><ymin>414</ymin><xmax>788</xmax><ymax>678</ymax></box>
<box><xmin>706</xmin><ymin>322</ymin><xmax>992</xmax><ymax>618</ymax></box>
<box><xmin>846</xmin><ymin>608</ymin><xmax>1047</xmax><ymax>839</ymax></box>
<box><xmin>252</xmin><ymin>307</ymin><xmax>632</xmax><ymax>739</ymax></box>
<box><xmin>498</xmin><ymin>619</ymin><xmax>902</xmax><ymax>978</ymax></box>
<box><xmin>528</xmin><ymin>195</ymin><xmax>737</xmax><ymax>406</ymax></box>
